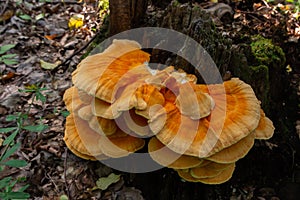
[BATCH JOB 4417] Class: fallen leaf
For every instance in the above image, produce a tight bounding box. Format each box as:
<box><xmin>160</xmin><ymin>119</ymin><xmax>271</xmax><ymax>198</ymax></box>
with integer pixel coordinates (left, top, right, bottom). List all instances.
<box><xmin>60</xmin><ymin>194</ymin><xmax>68</xmax><ymax>200</ymax></box>
<box><xmin>40</xmin><ymin>59</ymin><xmax>61</xmax><ymax>70</ymax></box>
<box><xmin>0</xmin><ymin>44</ymin><xmax>16</xmax><ymax>54</ymax></box>
<box><xmin>0</xmin><ymin>10</ymin><xmax>14</xmax><ymax>22</ymax></box>
<box><xmin>0</xmin><ymin>72</ymin><xmax>15</xmax><ymax>81</ymax></box>
<box><xmin>19</xmin><ymin>14</ymin><xmax>32</xmax><ymax>21</ymax></box>
<box><xmin>68</xmin><ymin>14</ymin><xmax>84</xmax><ymax>30</ymax></box>
<box><xmin>95</xmin><ymin>173</ymin><xmax>121</xmax><ymax>191</ymax></box>
<box><xmin>45</xmin><ymin>34</ymin><xmax>58</xmax><ymax>40</ymax></box>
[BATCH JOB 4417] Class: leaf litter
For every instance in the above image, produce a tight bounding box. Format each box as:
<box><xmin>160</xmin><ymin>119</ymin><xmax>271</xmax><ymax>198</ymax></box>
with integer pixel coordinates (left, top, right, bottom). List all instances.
<box><xmin>0</xmin><ymin>0</ymin><xmax>299</xmax><ymax>199</ymax></box>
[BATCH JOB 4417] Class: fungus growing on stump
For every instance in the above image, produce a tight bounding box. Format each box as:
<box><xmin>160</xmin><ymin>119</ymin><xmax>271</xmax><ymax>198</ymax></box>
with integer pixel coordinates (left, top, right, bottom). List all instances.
<box><xmin>63</xmin><ymin>39</ymin><xmax>275</xmax><ymax>185</ymax></box>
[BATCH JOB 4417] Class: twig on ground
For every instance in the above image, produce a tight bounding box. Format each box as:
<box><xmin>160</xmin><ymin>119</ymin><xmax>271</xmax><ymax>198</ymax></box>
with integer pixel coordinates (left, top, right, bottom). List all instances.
<box><xmin>51</xmin><ymin>31</ymin><xmax>100</xmax><ymax>75</ymax></box>
<box><xmin>64</xmin><ymin>147</ymin><xmax>71</xmax><ymax>200</ymax></box>
<box><xmin>0</xmin><ymin>0</ymin><xmax>8</xmax><ymax>16</ymax></box>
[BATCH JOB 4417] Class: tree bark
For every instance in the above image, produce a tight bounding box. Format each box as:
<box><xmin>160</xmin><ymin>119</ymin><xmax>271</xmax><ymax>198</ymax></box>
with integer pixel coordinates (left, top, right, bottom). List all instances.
<box><xmin>109</xmin><ymin>0</ymin><xmax>148</xmax><ymax>36</ymax></box>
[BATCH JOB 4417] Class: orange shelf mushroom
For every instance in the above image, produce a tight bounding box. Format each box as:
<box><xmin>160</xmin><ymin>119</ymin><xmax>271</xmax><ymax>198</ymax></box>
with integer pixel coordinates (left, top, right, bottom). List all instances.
<box><xmin>148</xmin><ymin>137</ymin><xmax>202</xmax><ymax>169</ymax></box>
<box><xmin>149</xmin><ymin>78</ymin><xmax>262</xmax><ymax>158</ymax></box>
<box><xmin>72</xmin><ymin>40</ymin><xmax>151</xmax><ymax>103</ymax></box>
<box><xmin>63</xmin><ymin>39</ymin><xmax>275</xmax><ymax>185</ymax></box>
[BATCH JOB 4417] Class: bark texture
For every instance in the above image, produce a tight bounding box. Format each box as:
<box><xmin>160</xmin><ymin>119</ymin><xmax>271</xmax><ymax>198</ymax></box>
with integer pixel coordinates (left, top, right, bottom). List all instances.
<box><xmin>109</xmin><ymin>0</ymin><xmax>148</xmax><ymax>35</ymax></box>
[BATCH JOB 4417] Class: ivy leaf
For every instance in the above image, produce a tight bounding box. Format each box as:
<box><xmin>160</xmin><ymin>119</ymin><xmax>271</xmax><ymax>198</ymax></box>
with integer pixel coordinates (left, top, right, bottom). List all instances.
<box><xmin>95</xmin><ymin>173</ymin><xmax>121</xmax><ymax>190</ymax></box>
<box><xmin>19</xmin><ymin>14</ymin><xmax>31</xmax><ymax>21</ymax></box>
<box><xmin>61</xmin><ymin>110</ymin><xmax>70</xmax><ymax>118</ymax></box>
<box><xmin>0</xmin><ymin>44</ymin><xmax>16</xmax><ymax>54</ymax></box>
<box><xmin>3</xmin><ymin>59</ymin><xmax>18</xmax><ymax>65</ymax></box>
<box><xmin>40</xmin><ymin>59</ymin><xmax>60</xmax><ymax>70</ymax></box>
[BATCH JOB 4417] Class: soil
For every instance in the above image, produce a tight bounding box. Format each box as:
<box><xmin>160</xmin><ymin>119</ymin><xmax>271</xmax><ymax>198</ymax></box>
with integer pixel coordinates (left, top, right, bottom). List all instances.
<box><xmin>0</xmin><ymin>0</ymin><xmax>299</xmax><ymax>199</ymax></box>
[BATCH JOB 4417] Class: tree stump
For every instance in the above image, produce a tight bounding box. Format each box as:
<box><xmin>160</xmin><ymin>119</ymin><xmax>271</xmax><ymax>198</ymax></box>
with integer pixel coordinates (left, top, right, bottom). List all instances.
<box><xmin>101</xmin><ymin>1</ymin><xmax>295</xmax><ymax>199</ymax></box>
<box><xmin>109</xmin><ymin>0</ymin><xmax>148</xmax><ymax>35</ymax></box>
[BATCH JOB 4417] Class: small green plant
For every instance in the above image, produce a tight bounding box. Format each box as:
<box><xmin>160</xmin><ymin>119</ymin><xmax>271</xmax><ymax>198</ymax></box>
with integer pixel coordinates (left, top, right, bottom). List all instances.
<box><xmin>19</xmin><ymin>84</ymin><xmax>48</xmax><ymax>104</ymax></box>
<box><xmin>0</xmin><ymin>113</ymin><xmax>48</xmax><ymax>199</ymax></box>
<box><xmin>0</xmin><ymin>84</ymin><xmax>49</xmax><ymax>199</ymax></box>
<box><xmin>286</xmin><ymin>0</ymin><xmax>300</xmax><ymax>13</ymax></box>
<box><xmin>0</xmin><ymin>44</ymin><xmax>18</xmax><ymax>65</ymax></box>
<box><xmin>0</xmin><ymin>176</ymin><xmax>29</xmax><ymax>200</ymax></box>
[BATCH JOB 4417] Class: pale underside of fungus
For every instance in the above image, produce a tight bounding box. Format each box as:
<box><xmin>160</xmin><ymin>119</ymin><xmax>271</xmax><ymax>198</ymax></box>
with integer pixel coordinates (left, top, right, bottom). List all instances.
<box><xmin>63</xmin><ymin>39</ymin><xmax>275</xmax><ymax>184</ymax></box>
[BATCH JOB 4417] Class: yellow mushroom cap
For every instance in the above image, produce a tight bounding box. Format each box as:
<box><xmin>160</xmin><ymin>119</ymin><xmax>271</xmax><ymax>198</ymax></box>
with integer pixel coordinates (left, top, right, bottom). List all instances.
<box><xmin>253</xmin><ymin>109</ymin><xmax>275</xmax><ymax>139</ymax></box>
<box><xmin>99</xmin><ymin>129</ymin><xmax>145</xmax><ymax>158</ymax></box>
<box><xmin>64</xmin><ymin>131</ymin><xmax>97</xmax><ymax>161</ymax></box>
<box><xmin>206</xmin><ymin>132</ymin><xmax>255</xmax><ymax>164</ymax></box>
<box><xmin>72</xmin><ymin>39</ymin><xmax>150</xmax><ymax>103</ymax></box>
<box><xmin>190</xmin><ymin>161</ymin><xmax>233</xmax><ymax>179</ymax></box>
<box><xmin>88</xmin><ymin>116</ymin><xmax>117</xmax><ymax>136</ymax></box>
<box><xmin>149</xmin><ymin>78</ymin><xmax>261</xmax><ymax>158</ymax></box>
<box><xmin>176</xmin><ymin>162</ymin><xmax>235</xmax><ymax>184</ymax></box>
<box><xmin>63</xmin><ymin>87</ymin><xmax>86</xmax><ymax>112</ymax></box>
<box><xmin>64</xmin><ymin>113</ymin><xmax>105</xmax><ymax>158</ymax></box>
<box><xmin>90</xmin><ymin>71</ymin><xmax>165</xmax><ymax>119</ymax></box>
<box><xmin>64</xmin><ymin>112</ymin><xmax>144</xmax><ymax>159</ymax></box>
<box><xmin>118</xmin><ymin>109</ymin><xmax>151</xmax><ymax>137</ymax></box>
<box><xmin>148</xmin><ymin>137</ymin><xmax>202</xmax><ymax>169</ymax></box>
<box><xmin>175</xmin><ymin>82</ymin><xmax>215</xmax><ymax>120</ymax></box>
<box><xmin>196</xmin><ymin>163</ymin><xmax>236</xmax><ymax>184</ymax></box>
<box><xmin>76</xmin><ymin>105</ymin><xmax>117</xmax><ymax>136</ymax></box>
<box><xmin>91</xmin><ymin>98</ymin><xmax>118</xmax><ymax>119</ymax></box>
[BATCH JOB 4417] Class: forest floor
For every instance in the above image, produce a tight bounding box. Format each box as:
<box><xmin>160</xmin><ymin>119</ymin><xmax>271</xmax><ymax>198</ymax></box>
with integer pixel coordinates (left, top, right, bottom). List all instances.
<box><xmin>0</xmin><ymin>0</ymin><xmax>299</xmax><ymax>200</ymax></box>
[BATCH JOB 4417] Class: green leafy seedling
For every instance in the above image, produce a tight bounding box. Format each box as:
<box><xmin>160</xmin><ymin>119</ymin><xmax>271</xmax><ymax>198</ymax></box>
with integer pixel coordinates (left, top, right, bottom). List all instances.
<box><xmin>0</xmin><ymin>112</ymin><xmax>49</xmax><ymax>200</ymax></box>
<box><xmin>0</xmin><ymin>176</ymin><xmax>30</xmax><ymax>200</ymax></box>
<box><xmin>19</xmin><ymin>84</ymin><xmax>48</xmax><ymax>104</ymax></box>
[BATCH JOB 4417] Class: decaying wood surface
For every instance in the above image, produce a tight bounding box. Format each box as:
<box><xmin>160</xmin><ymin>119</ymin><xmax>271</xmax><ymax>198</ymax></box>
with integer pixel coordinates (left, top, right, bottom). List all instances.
<box><xmin>109</xmin><ymin>0</ymin><xmax>148</xmax><ymax>35</ymax></box>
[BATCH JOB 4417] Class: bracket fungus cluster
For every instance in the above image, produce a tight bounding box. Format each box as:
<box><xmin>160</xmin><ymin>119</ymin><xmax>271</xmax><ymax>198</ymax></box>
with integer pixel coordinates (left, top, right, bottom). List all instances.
<box><xmin>63</xmin><ymin>39</ymin><xmax>275</xmax><ymax>184</ymax></box>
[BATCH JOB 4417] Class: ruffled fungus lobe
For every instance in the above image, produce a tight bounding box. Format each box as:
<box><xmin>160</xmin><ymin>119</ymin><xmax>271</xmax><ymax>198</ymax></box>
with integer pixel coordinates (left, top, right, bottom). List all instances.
<box><xmin>254</xmin><ymin>109</ymin><xmax>275</xmax><ymax>139</ymax></box>
<box><xmin>63</xmin><ymin>39</ymin><xmax>275</xmax><ymax>185</ymax></box>
<box><xmin>206</xmin><ymin>133</ymin><xmax>255</xmax><ymax>164</ymax></box>
<box><xmin>63</xmin><ymin>86</ymin><xmax>86</xmax><ymax>112</ymax></box>
<box><xmin>65</xmin><ymin>113</ymin><xmax>144</xmax><ymax>159</ymax></box>
<box><xmin>190</xmin><ymin>161</ymin><xmax>233</xmax><ymax>179</ymax></box>
<box><xmin>90</xmin><ymin>68</ymin><xmax>165</xmax><ymax>119</ymax></box>
<box><xmin>175</xmin><ymin>82</ymin><xmax>215</xmax><ymax>120</ymax></box>
<box><xmin>88</xmin><ymin>116</ymin><xmax>117</xmax><ymax>136</ymax></box>
<box><xmin>176</xmin><ymin>162</ymin><xmax>235</xmax><ymax>184</ymax></box>
<box><xmin>64</xmin><ymin>113</ymin><xmax>105</xmax><ymax>160</ymax></box>
<box><xmin>99</xmin><ymin>129</ymin><xmax>145</xmax><ymax>158</ymax></box>
<box><xmin>149</xmin><ymin>78</ymin><xmax>261</xmax><ymax>158</ymax></box>
<box><xmin>119</xmin><ymin>109</ymin><xmax>151</xmax><ymax>137</ymax></box>
<box><xmin>77</xmin><ymin>105</ymin><xmax>117</xmax><ymax>136</ymax></box>
<box><xmin>72</xmin><ymin>39</ymin><xmax>151</xmax><ymax>103</ymax></box>
<box><xmin>148</xmin><ymin>137</ymin><xmax>202</xmax><ymax>169</ymax></box>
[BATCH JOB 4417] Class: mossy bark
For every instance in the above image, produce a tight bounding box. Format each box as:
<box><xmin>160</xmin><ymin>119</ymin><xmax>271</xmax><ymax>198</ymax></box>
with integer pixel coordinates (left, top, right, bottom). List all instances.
<box><xmin>229</xmin><ymin>36</ymin><xmax>287</xmax><ymax>114</ymax></box>
<box><xmin>90</xmin><ymin>1</ymin><xmax>294</xmax><ymax>199</ymax></box>
<box><xmin>150</xmin><ymin>2</ymin><xmax>232</xmax><ymax>83</ymax></box>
